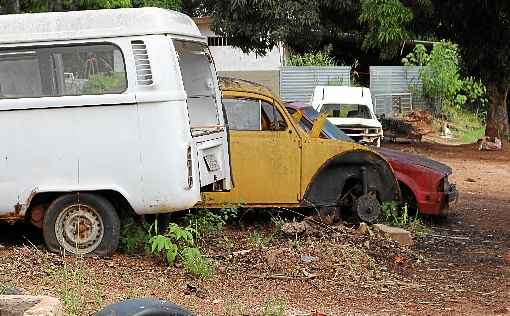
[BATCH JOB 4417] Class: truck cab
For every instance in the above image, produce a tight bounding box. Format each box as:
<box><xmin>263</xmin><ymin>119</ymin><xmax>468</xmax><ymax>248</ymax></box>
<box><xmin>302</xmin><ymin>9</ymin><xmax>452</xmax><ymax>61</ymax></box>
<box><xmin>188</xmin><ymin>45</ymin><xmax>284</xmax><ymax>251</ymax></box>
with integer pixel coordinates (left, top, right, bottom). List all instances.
<box><xmin>311</xmin><ymin>86</ymin><xmax>383</xmax><ymax>147</ymax></box>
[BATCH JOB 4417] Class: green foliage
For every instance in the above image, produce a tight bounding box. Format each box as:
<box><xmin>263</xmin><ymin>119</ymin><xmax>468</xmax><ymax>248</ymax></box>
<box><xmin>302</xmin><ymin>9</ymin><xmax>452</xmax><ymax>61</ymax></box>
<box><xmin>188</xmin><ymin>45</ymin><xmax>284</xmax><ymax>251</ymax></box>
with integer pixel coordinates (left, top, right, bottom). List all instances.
<box><xmin>132</xmin><ymin>0</ymin><xmax>181</xmax><ymax>10</ymax></box>
<box><xmin>382</xmin><ymin>201</ymin><xmax>410</xmax><ymax>227</ymax></box>
<box><xmin>9</xmin><ymin>0</ymin><xmax>182</xmax><ymax>13</ymax></box>
<box><xmin>248</xmin><ymin>231</ymin><xmax>272</xmax><ymax>249</ymax></box>
<box><xmin>286</xmin><ymin>51</ymin><xmax>335</xmax><ymax>66</ymax></box>
<box><xmin>82</xmin><ymin>73</ymin><xmax>126</xmax><ymax>95</ymax></box>
<box><xmin>180</xmin><ymin>246</ymin><xmax>212</xmax><ymax>278</ymax></box>
<box><xmin>360</xmin><ymin>0</ymin><xmax>413</xmax><ymax>58</ymax></box>
<box><xmin>147</xmin><ymin>222</ymin><xmax>212</xmax><ymax>277</ymax></box>
<box><xmin>119</xmin><ymin>217</ymin><xmax>150</xmax><ymax>253</ymax></box>
<box><xmin>381</xmin><ymin>202</ymin><xmax>430</xmax><ymax>236</ymax></box>
<box><xmin>185</xmin><ymin>206</ymin><xmax>238</xmax><ymax>237</ymax></box>
<box><xmin>261</xmin><ymin>298</ymin><xmax>286</xmax><ymax>316</ymax></box>
<box><xmin>402</xmin><ymin>44</ymin><xmax>429</xmax><ymax>66</ymax></box>
<box><xmin>403</xmin><ymin>41</ymin><xmax>487</xmax><ymax>113</ymax></box>
<box><xmin>78</xmin><ymin>0</ymin><xmax>131</xmax><ymax>9</ymax></box>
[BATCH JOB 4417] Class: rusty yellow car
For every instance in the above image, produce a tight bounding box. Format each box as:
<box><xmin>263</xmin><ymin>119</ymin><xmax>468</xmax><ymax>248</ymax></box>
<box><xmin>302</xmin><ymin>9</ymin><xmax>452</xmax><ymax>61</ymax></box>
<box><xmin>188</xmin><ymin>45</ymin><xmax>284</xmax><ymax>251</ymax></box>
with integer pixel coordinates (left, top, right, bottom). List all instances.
<box><xmin>199</xmin><ymin>78</ymin><xmax>400</xmax><ymax>223</ymax></box>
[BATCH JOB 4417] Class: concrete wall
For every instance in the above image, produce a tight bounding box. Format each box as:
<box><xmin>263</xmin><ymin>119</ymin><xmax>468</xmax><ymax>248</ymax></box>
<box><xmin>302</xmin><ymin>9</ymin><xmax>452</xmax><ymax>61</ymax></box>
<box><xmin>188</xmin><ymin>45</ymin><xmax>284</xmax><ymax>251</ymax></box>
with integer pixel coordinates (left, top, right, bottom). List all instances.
<box><xmin>218</xmin><ymin>70</ymin><xmax>280</xmax><ymax>97</ymax></box>
<box><xmin>210</xmin><ymin>46</ymin><xmax>282</xmax><ymax>71</ymax></box>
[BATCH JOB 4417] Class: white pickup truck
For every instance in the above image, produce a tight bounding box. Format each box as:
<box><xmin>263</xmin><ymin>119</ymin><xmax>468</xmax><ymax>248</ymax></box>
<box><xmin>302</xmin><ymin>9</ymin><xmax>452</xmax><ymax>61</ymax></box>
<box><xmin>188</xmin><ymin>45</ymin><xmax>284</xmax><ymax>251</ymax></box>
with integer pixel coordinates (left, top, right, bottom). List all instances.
<box><xmin>311</xmin><ymin>86</ymin><xmax>383</xmax><ymax>147</ymax></box>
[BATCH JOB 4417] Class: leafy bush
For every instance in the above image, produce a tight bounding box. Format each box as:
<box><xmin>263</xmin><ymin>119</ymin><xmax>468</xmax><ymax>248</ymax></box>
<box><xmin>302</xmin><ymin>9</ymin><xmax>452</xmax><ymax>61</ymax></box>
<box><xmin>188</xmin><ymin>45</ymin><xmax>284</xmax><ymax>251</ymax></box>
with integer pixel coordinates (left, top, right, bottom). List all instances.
<box><xmin>403</xmin><ymin>41</ymin><xmax>487</xmax><ymax>112</ymax></box>
<box><xmin>180</xmin><ymin>247</ymin><xmax>212</xmax><ymax>278</ymax></box>
<box><xmin>147</xmin><ymin>223</ymin><xmax>213</xmax><ymax>277</ymax></box>
<box><xmin>119</xmin><ymin>218</ymin><xmax>150</xmax><ymax>253</ymax></box>
<box><xmin>286</xmin><ymin>51</ymin><xmax>335</xmax><ymax>66</ymax></box>
<box><xmin>185</xmin><ymin>206</ymin><xmax>239</xmax><ymax>237</ymax></box>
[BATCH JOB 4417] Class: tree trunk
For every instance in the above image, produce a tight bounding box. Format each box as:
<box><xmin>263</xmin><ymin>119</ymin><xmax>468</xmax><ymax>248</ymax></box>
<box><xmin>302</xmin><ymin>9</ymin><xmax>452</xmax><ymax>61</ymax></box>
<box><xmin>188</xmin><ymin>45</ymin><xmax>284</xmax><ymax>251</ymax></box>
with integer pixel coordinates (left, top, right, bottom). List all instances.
<box><xmin>485</xmin><ymin>82</ymin><xmax>510</xmax><ymax>138</ymax></box>
<box><xmin>4</xmin><ymin>0</ymin><xmax>20</xmax><ymax>13</ymax></box>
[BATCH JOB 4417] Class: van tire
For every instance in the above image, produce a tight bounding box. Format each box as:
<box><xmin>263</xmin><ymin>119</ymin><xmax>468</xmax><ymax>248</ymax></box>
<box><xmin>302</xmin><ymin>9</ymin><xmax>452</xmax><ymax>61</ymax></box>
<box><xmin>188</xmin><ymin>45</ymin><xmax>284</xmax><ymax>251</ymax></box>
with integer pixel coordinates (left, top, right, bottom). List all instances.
<box><xmin>42</xmin><ymin>193</ymin><xmax>120</xmax><ymax>257</ymax></box>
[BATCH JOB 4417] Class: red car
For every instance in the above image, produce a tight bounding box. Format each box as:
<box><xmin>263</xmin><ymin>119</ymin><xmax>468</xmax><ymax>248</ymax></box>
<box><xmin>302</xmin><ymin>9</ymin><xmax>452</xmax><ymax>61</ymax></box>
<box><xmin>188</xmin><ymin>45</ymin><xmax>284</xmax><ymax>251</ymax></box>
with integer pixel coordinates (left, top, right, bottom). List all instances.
<box><xmin>286</xmin><ymin>103</ymin><xmax>457</xmax><ymax>216</ymax></box>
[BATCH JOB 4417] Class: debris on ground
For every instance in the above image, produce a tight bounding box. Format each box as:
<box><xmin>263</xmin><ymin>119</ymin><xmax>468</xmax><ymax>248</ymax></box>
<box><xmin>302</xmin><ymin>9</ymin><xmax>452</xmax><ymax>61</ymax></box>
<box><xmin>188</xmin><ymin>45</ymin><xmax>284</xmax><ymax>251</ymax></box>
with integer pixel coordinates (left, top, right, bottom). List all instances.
<box><xmin>356</xmin><ymin>222</ymin><xmax>371</xmax><ymax>235</ymax></box>
<box><xmin>479</xmin><ymin>136</ymin><xmax>502</xmax><ymax>151</ymax></box>
<box><xmin>373</xmin><ymin>224</ymin><xmax>413</xmax><ymax>246</ymax></box>
<box><xmin>381</xmin><ymin>111</ymin><xmax>434</xmax><ymax>142</ymax></box>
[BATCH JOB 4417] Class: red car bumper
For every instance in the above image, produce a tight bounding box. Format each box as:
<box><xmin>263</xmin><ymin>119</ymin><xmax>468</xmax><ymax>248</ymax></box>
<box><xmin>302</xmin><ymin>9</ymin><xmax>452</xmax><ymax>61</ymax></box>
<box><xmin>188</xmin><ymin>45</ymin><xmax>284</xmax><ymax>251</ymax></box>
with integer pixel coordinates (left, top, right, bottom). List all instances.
<box><xmin>417</xmin><ymin>184</ymin><xmax>458</xmax><ymax>215</ymax></box>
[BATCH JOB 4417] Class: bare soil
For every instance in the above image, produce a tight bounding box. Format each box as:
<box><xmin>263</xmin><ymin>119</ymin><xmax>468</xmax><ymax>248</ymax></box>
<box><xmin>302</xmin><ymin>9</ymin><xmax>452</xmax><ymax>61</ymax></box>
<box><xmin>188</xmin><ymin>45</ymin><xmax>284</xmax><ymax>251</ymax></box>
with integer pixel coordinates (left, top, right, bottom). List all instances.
<box><xmin>0</xmin><ymin>142</ymin><xmax>509</xmax><ymax>316</ymax></box>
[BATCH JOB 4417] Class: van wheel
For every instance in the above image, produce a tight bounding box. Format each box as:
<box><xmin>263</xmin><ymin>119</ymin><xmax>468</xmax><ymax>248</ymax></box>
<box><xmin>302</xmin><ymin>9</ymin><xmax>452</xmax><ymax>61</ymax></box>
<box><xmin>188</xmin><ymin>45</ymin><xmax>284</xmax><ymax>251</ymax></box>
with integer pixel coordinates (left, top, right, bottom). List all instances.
<box><xmin>43</xmin><ymin>193</ymin><xmax>120</xmax><ymax>257</ymax></box>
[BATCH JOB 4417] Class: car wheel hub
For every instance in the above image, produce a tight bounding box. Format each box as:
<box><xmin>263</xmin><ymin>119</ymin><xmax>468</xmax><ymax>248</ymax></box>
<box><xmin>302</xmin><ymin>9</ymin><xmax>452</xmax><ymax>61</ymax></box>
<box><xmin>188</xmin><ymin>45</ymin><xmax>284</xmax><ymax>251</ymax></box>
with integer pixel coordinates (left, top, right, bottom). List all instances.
<box><xmin>354</xmin><ymin>194</ymin><xmax>381</xmax><ymax>223</ymax></box>
<box><xmin>55</xmin><ymin>204</ymin><xmax>104</xmax><ymax>255</ymax></box>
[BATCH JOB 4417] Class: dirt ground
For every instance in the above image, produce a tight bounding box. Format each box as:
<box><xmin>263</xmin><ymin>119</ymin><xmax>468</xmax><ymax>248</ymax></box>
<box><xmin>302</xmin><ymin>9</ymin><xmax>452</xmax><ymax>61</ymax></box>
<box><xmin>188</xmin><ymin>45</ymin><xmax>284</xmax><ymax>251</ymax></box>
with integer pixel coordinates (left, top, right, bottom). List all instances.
<box><xmin>0</xmin><ymin>142</ymin><xmax>509</xmax><ymax>316</ymax></box>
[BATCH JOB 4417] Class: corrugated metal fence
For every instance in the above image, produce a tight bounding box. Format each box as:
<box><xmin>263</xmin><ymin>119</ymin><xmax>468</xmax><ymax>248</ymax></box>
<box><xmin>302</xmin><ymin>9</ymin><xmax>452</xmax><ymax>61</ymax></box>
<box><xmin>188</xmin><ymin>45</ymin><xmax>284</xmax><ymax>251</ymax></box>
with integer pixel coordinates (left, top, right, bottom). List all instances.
<box><xmin>369</xmin><ymin>66</ymin><xmax>436</xmax><ymax>116</ymax></box>
<box><xmin>280</xmin><ymin>66</ymin><xmax>351</xmax><ymax>102</ymax></box>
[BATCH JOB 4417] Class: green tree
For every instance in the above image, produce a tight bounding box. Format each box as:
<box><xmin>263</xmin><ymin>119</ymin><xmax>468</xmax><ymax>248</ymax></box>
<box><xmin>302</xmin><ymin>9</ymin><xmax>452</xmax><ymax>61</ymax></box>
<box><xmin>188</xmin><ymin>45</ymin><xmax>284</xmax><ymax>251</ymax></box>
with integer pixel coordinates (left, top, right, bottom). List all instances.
<box><xmin>360</xmin><ymin>0</ymin><xmax>510</xmax><ymax>138</ymax></box>
<box><xmin>205</xmin><ymin>0</ymin><xmax>509</xmax><ymax>138</ymax></box>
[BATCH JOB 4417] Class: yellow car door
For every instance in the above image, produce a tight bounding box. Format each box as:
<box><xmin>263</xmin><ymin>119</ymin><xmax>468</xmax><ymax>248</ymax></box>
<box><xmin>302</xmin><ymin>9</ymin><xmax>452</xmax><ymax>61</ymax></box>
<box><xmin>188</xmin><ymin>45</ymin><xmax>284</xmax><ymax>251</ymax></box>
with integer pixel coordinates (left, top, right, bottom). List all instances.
<box><xmin>203</xmin><ymin>94</ymin><xmax>301</xmax><ymax>206</ymax></box>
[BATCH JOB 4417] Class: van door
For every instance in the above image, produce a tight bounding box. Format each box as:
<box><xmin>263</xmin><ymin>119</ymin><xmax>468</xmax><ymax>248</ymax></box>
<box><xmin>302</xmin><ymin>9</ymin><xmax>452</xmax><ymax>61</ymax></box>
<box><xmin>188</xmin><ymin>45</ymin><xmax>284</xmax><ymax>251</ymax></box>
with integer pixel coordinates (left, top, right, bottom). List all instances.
<box><xmin>172</xmin><ymin>39</ymin><xmax>231</xmax><ymax>190</ymax></box>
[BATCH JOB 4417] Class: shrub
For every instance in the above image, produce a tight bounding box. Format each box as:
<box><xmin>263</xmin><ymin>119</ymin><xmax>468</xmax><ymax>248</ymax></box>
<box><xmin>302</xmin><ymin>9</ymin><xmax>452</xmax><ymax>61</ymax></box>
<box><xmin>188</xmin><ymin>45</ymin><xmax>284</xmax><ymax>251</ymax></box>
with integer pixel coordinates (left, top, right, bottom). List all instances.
<box><xmin>185</xmin><ymin>206</ymin><xmax>239</xmax><ymax>237</ymax></box>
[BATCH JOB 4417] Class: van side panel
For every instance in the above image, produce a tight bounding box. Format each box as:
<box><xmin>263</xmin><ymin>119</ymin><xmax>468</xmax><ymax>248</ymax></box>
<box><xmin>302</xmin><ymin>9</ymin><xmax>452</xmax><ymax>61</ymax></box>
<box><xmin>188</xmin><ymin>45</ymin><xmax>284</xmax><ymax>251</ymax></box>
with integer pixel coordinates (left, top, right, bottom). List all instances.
<box><xmin>0</xmin><ymin>104</ymin><xmax>142</xmax><ymax>215</ymax></box>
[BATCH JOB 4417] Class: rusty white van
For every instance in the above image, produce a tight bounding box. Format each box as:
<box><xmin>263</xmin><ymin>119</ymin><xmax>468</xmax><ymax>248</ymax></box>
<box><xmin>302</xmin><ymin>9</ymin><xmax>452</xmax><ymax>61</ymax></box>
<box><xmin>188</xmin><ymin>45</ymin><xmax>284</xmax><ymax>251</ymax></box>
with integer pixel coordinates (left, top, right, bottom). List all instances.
<box><xmin>0</xmin><ymin>8</ymin><xmax>231</xmax><ymax>256</ymax></box>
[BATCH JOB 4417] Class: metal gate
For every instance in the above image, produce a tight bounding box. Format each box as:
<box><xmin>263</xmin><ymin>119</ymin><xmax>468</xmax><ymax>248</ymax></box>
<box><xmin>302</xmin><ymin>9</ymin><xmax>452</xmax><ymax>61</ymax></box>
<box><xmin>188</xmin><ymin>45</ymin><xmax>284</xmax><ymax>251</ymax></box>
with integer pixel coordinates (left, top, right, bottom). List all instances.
<box><xmin>280</xmin><ymin>66</ymin><xmax>351</xmax><ymax>103</ymax></box>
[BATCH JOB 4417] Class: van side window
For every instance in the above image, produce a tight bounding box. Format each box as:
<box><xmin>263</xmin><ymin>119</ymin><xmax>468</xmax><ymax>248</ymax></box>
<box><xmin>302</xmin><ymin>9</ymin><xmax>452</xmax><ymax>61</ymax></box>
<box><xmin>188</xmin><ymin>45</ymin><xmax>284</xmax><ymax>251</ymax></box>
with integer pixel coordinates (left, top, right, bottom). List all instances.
<box><xmin>173</xmin><ymin>40</ymin><xmax>220</xmax><ymax>129</ymax></box>
<box><xmin>223</xmin><ymin>97</ymin><xmax>287</xmax><ymax>131</ymax></box>
<box><xmin>0</xmin><ymin>44</ymin><xmax>126</xmax><ymax>99</ymax></box>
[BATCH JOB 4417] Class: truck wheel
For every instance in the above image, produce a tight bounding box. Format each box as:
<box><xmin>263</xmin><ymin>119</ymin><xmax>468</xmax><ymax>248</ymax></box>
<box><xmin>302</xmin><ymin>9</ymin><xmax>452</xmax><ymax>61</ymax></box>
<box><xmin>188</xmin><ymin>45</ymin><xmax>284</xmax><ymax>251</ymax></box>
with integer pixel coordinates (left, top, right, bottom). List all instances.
<box><xmin>95</xmin><ymin>299</ymin><xmax>194</xmax><ymax>316</ymax></box>
<box><xmin>43</xmin><ymin>193</ymin><xmax>120</xmax><ymax>257</ymax></box>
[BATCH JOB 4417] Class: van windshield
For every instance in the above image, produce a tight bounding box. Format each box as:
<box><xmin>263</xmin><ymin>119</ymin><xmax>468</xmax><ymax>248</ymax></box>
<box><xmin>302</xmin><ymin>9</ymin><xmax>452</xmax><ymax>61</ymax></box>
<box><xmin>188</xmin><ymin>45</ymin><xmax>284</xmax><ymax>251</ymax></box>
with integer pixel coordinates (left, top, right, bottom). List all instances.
<box><xmin>320</xmin><ymin>104</ymin><xmax>372</xmax><ymax>119</ymax></box>
<box><xmin>173</xmin><ymin>40</ymin><xmax>220</xmax><ymax>134</ymax></box>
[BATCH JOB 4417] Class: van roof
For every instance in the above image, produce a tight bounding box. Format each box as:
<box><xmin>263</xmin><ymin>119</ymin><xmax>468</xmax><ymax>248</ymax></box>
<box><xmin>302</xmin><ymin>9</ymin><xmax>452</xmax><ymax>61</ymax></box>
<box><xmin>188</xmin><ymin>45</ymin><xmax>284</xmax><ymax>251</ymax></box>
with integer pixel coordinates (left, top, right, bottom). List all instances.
<box><xmin>0</xmin><ymin>7</ymin><xmax>203</xmax><ymax>45</ymax></box>
<box><xmin>313</xmin><ymin>86</ymin><xmax>372</xmax><ymax>105</ymax></box>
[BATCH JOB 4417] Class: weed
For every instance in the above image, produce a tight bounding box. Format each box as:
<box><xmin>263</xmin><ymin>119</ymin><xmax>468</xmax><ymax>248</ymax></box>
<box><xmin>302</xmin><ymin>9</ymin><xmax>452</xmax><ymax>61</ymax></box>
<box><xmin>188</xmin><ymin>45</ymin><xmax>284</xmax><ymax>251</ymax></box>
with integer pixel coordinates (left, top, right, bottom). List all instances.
<box><xmin>220</xmin><ymin>236</ymin><xmax>235</xmax><ymax>255</ymax></box>
<box><xmin>0</xmin><ymin>283</ymin><xmax>16</xmax><ymax>295</ymax></box>
<box><xmin>185</xmin><ymin>206</ymin><xmax>239</xmax><ymax>237</ymax></box>
<box><xmin>271</xmin><ymin>216</ymin><xmax>286</xmax><ymax>237</ymax></box>
<box><xmin>382</xmin><ymin>201</ymin><xmax>410</xmax><ymax>227</ymax></box>
<box><xmin>119</xmin><ymin>217</ymin><xmax>150</xmax><ymax>253</ymax></box>
<box><xmin>181</xmin><ymin>247</ymin><xmax>213</xmax><ymax>278</ymax></box>
<box><xmin>59</xmin><ymin>253</ymin><xmax>85</xmax><ymax>316</ymax></box>
<box><xmin>148</xmin><ymin>222</ymin><xmax>213</xmax><ymax>278</ymax></box>
<box><xmin>381</xmin><ymin>202</ymin><xmax>430</xmax><ymax>236</ymax></box>
<box><xmin>248</xmin><ymin>231</ymin><xmax>272</xmax><ymax>249</ymax></box>
<box><xmin>261</xmin><ymin>298</ymin><xmax>286</xmax><ymax>316</ymax></box>
<box><xmin>223</xmin><ymin>299</ymin><xmax>248</xmax><ymax>316</ymax></box>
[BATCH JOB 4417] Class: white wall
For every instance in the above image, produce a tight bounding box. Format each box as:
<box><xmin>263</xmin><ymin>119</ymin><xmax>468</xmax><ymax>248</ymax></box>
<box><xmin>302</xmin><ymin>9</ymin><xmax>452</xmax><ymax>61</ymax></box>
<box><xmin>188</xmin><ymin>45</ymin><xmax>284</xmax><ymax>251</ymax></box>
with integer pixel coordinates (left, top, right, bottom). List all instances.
<box><xmin>196</xmin><ymin>20</ymin><xmax>282</xmax><ymax>72</ymax></box>
<box><xmin>210</xmin><ymin>46</ymin><xmax>282</xmax><ymax>71</ymax></box>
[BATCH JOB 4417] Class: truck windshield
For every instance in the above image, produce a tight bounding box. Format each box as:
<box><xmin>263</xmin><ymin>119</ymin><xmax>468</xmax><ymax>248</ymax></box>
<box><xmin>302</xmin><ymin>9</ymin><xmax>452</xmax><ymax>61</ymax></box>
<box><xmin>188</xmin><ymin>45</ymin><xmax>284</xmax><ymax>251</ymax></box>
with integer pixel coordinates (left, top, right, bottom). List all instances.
<box><xmin>320</xmin><ymin>104</ymin><xmax>372</xmax><ymax>119</ymax></box>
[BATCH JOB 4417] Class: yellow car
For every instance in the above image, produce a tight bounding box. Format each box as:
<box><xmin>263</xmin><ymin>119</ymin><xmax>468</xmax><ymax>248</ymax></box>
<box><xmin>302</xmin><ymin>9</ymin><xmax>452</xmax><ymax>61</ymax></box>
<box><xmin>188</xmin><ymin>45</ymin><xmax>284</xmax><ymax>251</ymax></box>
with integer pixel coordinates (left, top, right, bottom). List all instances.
<box><xmin>199</xmin><ymin>78</ymin><xmax>400</xmax><ymax>222</ymax></box>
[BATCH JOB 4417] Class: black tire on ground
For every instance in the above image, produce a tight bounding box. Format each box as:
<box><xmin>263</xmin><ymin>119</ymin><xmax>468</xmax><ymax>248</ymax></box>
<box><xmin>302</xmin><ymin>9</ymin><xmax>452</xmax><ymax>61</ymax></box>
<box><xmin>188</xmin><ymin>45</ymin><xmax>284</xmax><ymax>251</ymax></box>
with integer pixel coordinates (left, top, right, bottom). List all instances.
<box><xmin>42</xmin><ymin>192</ymin><xmax>120</xmax><ymax>257</ymax></box>
<box><xmin>95</xmin><ymin>299</ymin><xmax>194</xmax><ymax>316</ymax></box>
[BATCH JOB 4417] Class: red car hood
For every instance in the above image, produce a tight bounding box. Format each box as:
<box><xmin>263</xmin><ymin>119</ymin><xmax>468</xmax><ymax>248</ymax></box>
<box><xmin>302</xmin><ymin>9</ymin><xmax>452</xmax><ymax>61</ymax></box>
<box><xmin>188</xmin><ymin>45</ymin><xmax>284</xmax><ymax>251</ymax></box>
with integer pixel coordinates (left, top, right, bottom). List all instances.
<box><xmin>374</xmin><ymin>147</ymin><xmax>452</xmax><ymax>176</ymax></box>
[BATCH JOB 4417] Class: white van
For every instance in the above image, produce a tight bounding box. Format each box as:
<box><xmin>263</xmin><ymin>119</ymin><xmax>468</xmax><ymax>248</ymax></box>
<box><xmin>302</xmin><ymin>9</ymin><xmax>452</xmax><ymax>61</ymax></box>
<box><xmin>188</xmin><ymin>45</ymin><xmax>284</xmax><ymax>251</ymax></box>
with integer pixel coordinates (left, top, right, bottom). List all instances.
<box><xmin>311</xmin><ymin>86</ymin><xmax>383</xmax><ymax>147</ymax></box>
<box><xmin>0</xmin><ymin>8</ymin><xmax>231</xmax><ymax>256</ymax></box>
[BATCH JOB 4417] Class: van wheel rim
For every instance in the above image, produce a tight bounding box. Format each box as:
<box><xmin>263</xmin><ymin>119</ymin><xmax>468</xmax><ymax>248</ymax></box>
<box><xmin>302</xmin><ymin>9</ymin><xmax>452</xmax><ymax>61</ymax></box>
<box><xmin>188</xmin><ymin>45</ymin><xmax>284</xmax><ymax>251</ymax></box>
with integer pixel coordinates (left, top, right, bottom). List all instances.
<box><xmin>55</xmin><ymin>204</ymin><xmax>104</xmax><ymax>255</ymax></box>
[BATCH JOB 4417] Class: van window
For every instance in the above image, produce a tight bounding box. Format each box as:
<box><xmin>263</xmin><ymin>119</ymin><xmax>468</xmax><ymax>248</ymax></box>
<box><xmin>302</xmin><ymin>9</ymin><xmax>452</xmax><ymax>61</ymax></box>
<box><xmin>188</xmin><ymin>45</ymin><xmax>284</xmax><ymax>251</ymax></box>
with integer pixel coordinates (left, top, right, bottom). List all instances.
<box><xmin>0</xmin><ymin>43</ymin><xmax>126</xmax><ymax>99</ymax></box>
<box><xmin>173</xmin><ymin>40</ymin><xmax>219</xmax><ymax>128</ymax></box>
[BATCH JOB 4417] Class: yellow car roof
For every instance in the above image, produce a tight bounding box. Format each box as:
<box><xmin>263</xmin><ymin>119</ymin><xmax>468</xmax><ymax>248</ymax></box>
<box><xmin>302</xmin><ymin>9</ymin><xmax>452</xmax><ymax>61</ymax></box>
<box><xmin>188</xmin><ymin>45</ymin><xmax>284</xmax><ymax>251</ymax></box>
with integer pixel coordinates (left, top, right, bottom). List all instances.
<box><xmin>218</xmin><ymin>77</ymin><xmax>274</xmax><ymax>99</ymax></box>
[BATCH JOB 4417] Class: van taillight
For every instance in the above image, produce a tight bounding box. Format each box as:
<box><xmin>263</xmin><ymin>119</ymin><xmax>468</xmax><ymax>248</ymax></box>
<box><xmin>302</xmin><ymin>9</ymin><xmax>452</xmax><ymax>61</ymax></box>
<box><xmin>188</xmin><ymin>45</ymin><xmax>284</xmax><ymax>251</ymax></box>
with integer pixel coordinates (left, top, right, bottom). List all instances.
<box><xmin>186</xmin><ymin>146</ymin><xmax>193</xmax><ymax>190</ymax></box>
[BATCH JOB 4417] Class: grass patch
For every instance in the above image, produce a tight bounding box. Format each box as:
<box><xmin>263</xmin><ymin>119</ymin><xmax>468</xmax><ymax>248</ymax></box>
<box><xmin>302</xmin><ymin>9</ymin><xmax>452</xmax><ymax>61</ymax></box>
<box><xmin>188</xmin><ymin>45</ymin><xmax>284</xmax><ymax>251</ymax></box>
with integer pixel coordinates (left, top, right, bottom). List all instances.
<box><xmin>381</xmin><ymin>202</ymin><xmax>430</xmax><ymax>237</ymax></box>
<box><xmin>441</xmin><ymin>107</ymin><xmax>485</xmax><ymax>143</ymax></box>
<box><xmin>261</xmin><ymin>298</ymin><xmax>286</xmax><ymax>316</ymax></box>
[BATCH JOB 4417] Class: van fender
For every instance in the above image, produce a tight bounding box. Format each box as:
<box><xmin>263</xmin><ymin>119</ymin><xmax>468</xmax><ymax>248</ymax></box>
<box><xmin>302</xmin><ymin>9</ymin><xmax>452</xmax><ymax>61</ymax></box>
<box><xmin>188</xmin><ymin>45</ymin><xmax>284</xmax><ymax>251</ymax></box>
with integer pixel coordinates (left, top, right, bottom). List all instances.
<box><xmin>302</xmin><ymin>150</ymin><xmax>400</xmax><ymax>207</ymax></box>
